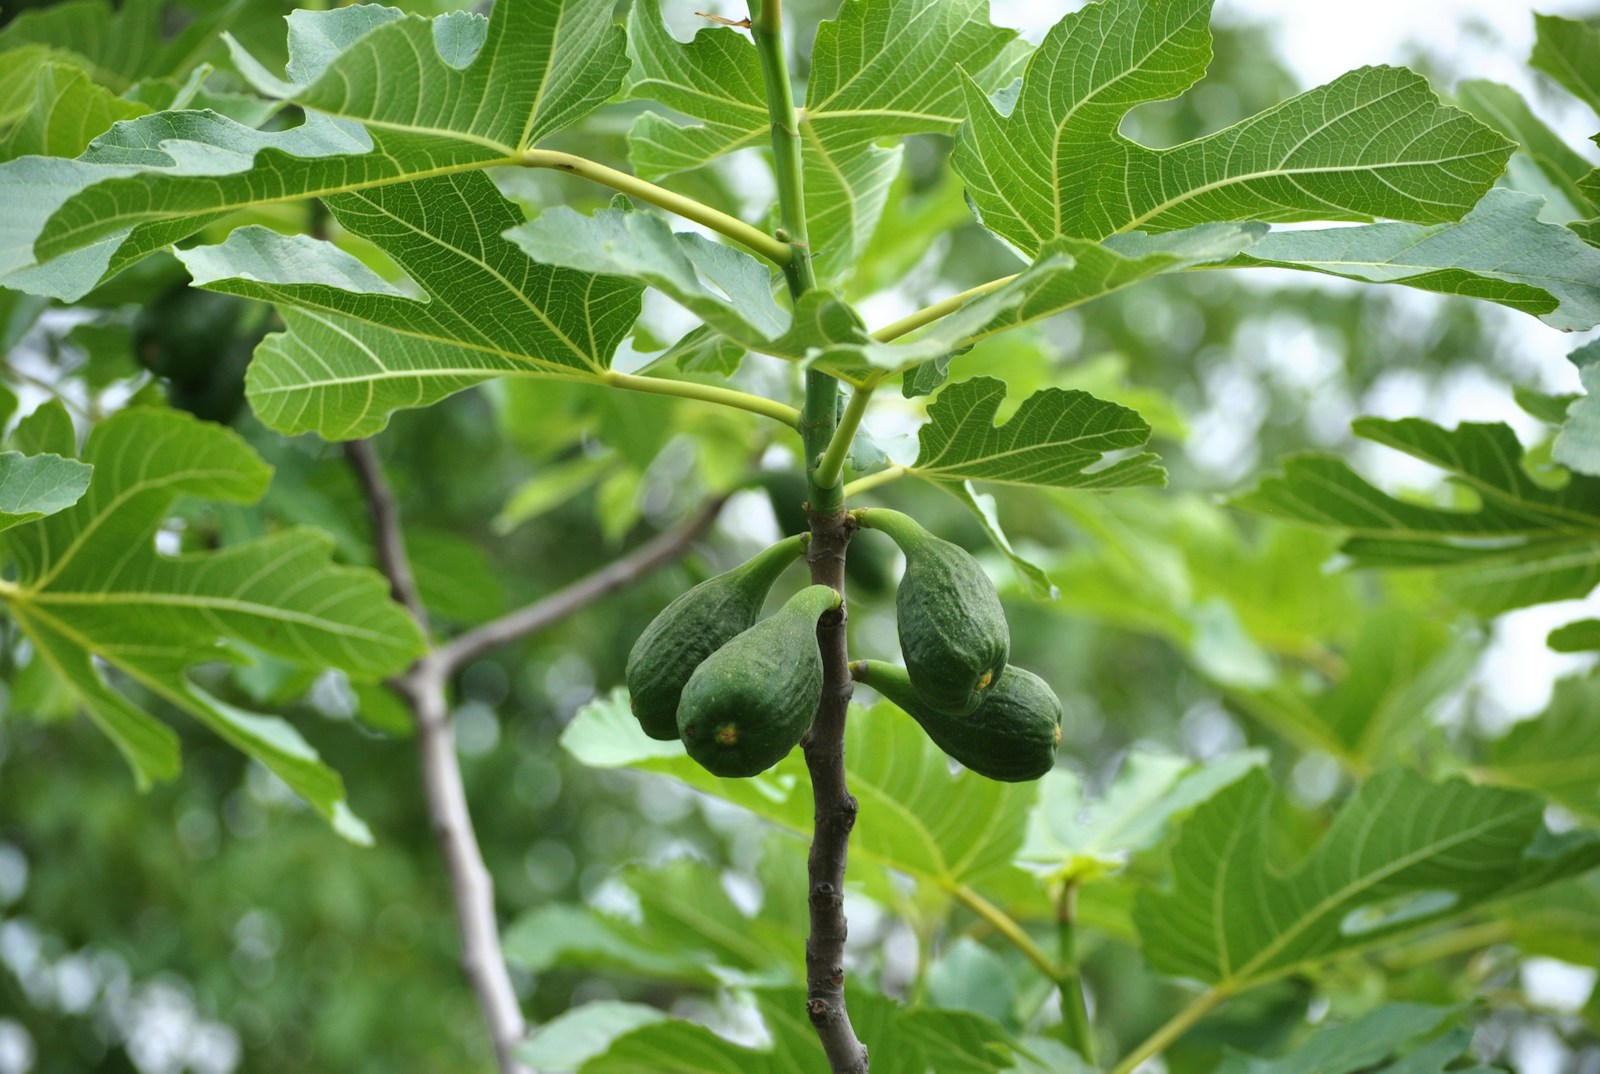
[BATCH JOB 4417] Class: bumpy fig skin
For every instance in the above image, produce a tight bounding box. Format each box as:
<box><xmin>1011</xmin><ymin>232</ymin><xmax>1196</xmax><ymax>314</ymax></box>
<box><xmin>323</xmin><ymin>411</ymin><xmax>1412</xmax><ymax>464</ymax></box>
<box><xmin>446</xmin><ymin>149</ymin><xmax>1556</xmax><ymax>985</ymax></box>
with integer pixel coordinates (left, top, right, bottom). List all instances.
<box><xmin>625</xmin><ymin>533</ymin><xmax>807</xmax><ymax>740</ymax></box>
<box><xmin>857</xmin><ymin>660</ymin><xmax>1062</xmax><ymax>782</ymax></box>
<box><xmin>859</xmin><ymin>509</ymin><xmax>1009</xmax><ymax>716</ymax></box>
<box><xmin>677</xmin><ymin>584</ymin><xmax>841</xmax><ymax>777</ymax></box>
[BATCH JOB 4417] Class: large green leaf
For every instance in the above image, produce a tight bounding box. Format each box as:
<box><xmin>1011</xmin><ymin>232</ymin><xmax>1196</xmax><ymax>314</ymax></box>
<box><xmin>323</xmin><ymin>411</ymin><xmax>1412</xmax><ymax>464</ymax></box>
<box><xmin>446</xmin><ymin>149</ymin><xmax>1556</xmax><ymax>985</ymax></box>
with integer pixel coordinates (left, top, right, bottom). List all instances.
<box><xmin>1233</xmin><ymin>417</ymin><xmax>1600</xmax><ymax>615</ymax></box>
<box><xmin>0</xmin><ymin>0</ymin><xmax>627</xmax><ymax>298</ymax></box>
<box><xmin>1213</xmin><ymin>1005</ymin><xmax>1473</xmax><ymax>1074</ymax></box>
<box><xmin>1532</xmin><ymin>14</ymin><xmax>1600</xmax><ymax>119</ymax></box>
<box><xmin>0</xmin><ymin>450</ymin><xmax>92</xmax><ymax>532</ymax></box>
<box><xmin>954</xmin><ymin>0</ymin><xmax>1512</xmax><ymax>253</ymax></box>
<box><xmin>1233</xmin><ymin>610</ymin><xmax>1479</xmax><ymax>771</ymax></box>
<box><xmin>179</xmin><ymin>172</ymin><xmax>641</xmax><ymax>439</ymax></box>
<box><xmin>562</xmin><ymin>691</ymin><xmax>1037</xmax><ymax>898</ymax></box>
<box><xmin>626</xmin><ymin>0</ymin><xmax>1027</xmax><ymax>278</ymax></box>
<box><xmin>0</xmin><ymin>0</ymin><xmax>243</xmax><ymax>91</ymax></box>
<box><xmin>0</xmin><ymin>407</ymin><xmax>424</xmax><ymax>835</ymax></box>
<box><xmin>577</xmin><ymin>988</ymin><xmax>1024</xmax><ymax>1074</ymax></box>
<box><xmin>904</xmin><ymin>376</ymin><xmax>1164</xmax><ymax>492</ymax></box>
<box><xmin>1134</xmin><ymin>768</ymin><xmax>1600</xmax><ymax>987</ymax></box>
<box><xmin>0</xmin><ymin>46</ymin><xmax>147</xmax><ymax>162</ymax></box>
<box><xmin>504</xmin><ymin>855</ymin><xmax>803</xmax><ymax>987</ymax></box>
<box><xmin>1231</xmin><ymin>190</ymin><xmax>1600</xmax><ymax>331</ymax></box>
<box><xmin>1021</xmin><ymin>750</ymin><xmax>1264</xmax><ymax>881</ymax></box>
<box><xmin>1479</xmin><ymin>672</ymin><xmax>1600</xmax><ymax>826</ymax></box>
<box><xmin>1457</xmin><ymin>80</ymin><xmax>1597</xmax><ymax>221</ymax></box>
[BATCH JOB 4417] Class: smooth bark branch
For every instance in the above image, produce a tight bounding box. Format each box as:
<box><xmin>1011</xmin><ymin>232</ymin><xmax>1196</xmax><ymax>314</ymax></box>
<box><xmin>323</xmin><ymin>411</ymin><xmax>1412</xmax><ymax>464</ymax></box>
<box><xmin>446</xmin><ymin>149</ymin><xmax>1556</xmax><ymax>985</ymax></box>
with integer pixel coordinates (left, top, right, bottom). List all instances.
<box><xmin>344</xmin><ymin>438</ymin><xmax>532</xmax><ymax>1074</ymax></box>
<box><xmin>402</xmin><ymin>656</ymin><xmax>534</xmax><ymax>1074</ymax></box>
<box><xmin>344</xmin><ymin>439</ymin><xmax>427</xmax><ymax>628</ymax></box>
<box><xmin>434</xmin><ymin>495</ymin><xmax>729</xmax><ymax>674</ymax></box>
<box><xmin>802</xmin><ymin>508</ymin><xmax>870</xmax><ymax>1074</ymax></box>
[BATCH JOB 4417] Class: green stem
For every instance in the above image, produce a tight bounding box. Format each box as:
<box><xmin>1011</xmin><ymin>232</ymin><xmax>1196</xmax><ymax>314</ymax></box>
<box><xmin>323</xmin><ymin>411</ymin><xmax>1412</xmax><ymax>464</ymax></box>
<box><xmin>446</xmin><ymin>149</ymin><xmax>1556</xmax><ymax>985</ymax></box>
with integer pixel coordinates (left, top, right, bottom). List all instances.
<box><xmin>951</xmin><ymin>885</ymin><xmax>1063</xmax><ymax>983</ymax></box>
<box><xmin>518</xmin><ymin>149</ymin><xmax>793</xmax><ymax>269</ymax></box>
<box><xmin>1109</xmin><ymin>987</ymin><xmax>1228</xmax><ymax>1074</ymax></box>
<box><xmin>1055</xmin><ymin>883</ymin><xmax>1094</xmax><ymax>1064</ymax></box>
<box><xmin>747</xmin><ymin>0</ymin><xmax>816</xmax><ymax>296</ymax></box>
<box><xmin>871</xmin><ymin>274</ymin><xmax>1020</xmax><ymax>343</ymax></box>
<box><xmin>604</xmin><ymin>371</ymin><xmax>800</xmax><ymax>428</ymax></box>
<box><xmin>841</xmin><ymin>465</ymin><xmax>909</xmax><ymax>500</ymax></box>
<box><xmin>813</xmin><ymin>384</ymin><xmax>874</xmax><ymax>495</ymax></box>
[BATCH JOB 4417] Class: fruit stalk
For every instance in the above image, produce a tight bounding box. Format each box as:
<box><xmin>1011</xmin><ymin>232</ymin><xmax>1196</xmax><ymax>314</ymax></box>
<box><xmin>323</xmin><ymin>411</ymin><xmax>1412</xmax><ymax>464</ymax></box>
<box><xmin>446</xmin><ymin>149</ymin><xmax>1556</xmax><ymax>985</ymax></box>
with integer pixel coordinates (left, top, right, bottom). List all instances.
<box><xmin>748</xmin><ymin>0</ymin><xmax>867</xmax><ymax>1068</ymax></box>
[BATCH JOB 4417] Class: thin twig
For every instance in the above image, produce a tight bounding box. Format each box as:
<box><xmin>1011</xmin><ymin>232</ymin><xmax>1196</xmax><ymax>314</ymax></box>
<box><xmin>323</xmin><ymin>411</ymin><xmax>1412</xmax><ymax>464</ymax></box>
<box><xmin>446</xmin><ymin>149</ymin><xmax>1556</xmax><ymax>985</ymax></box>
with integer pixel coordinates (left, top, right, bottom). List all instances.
<box><xmin>402</xmin><ymin>656</ymin><xmax>534</xmax><ymax>1074</ymax></box>
<box><xmin>434</xmin><ymin>494</ymin><xmax>729</xmax><ymax>675</ymax></box>
<box><xmin>343</xmin><ymin>439</ymin><xmax>427</xmax><ymax>628</ymax></box>
<box><xmin>344</xmin><ymin>437</ymin><xmax>531</xmax><ymax>1074</ymax></box>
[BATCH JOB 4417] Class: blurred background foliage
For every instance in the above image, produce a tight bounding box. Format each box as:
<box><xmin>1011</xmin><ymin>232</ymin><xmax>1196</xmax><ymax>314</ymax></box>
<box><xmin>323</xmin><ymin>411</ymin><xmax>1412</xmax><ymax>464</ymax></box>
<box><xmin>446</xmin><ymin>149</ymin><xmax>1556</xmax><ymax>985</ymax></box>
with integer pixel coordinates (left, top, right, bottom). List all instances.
<box><xmin>0</xmin><ymin>1</ymin><xmax>1597</xmax><ymax>1073</ymax></box>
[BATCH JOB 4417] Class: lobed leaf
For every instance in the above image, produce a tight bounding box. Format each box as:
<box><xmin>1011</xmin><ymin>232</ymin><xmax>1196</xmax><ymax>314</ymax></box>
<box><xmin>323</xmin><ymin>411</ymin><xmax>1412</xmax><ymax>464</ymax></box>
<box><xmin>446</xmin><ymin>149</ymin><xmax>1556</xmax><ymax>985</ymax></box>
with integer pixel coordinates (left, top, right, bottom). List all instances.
<box><xmin>1233</xmin><ymin>417</ymin><xmax>1600</xmax><ymax>615</ymax></box>
<box><xmin>1</xmin><ymin>407</ymin><xmax>424</xmax><ymax>833</ymax></box>
<box><xmin>1135</xmin><ymin>768</ymin><xmax>1600</xmax><ymax>987</ymax></box>
<box><xmin>1479</xmin><ymin>672</ymin><xmax>1600</xmax><ymax>826</ymax></box>
<box><xmin>1457</xmin><ymin>80</ymin><xmax>1598</xmax><ymax>222</ymax></box>
<box><xmin>0</xmin><ymin>450</ymin><xmax>93</xmax><ymax>532</ymax></box>
<box><xmin>179</xmin><ymin>172</ymin><xmax>641</xmax><ymax>439</ymax></box>
<box><xmin>1532</xmin><ymin>14</ymin><xmax>1600</xmax><ymax>119</ymax></box>
<box><xmin>627</xmin><ymin>0</ymin><xmax>1028</xmax><ymax>278</ymax></box>
<box><xmin>954</xmin><ymin>0</ymin><xmax>1512</xmax><ymax>254</ymax></box>
<box><xmin>908</xmin><ymin>376</ymin><xmax>1164</xmax><ymax>492</ymax></box>
<box><xmin>1213</xmin><ymin>1005</ymin><xmax>1473</xmax><ymax>1074</ymax></box>
<box><xmin>0</xmin><ymin>0</ymin><xmax>628</xmax><ymax>298</ymax></box>
<box><xmin>1232</xmin><ymin>190</ymin><xmax>1600</xmax><ymax>331</ymax></box>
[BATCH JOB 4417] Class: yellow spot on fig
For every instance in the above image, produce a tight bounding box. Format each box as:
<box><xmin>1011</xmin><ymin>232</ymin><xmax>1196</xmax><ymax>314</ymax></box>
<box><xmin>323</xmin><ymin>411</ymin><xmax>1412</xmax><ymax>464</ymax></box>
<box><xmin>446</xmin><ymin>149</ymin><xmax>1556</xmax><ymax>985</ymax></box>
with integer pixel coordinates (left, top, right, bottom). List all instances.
<box><xmin>977</xmin><ymin>669</ymin><xmax>994</xmax><ymax>690</ymax></box>
<box><xmin>715</xmin><ymin>724</ymin><xmax>740</xmax><ymax>746</ymax></box>
<box><xmin>1054</xmin><ymin>726</ymin><xmax>1062</xmax><ymax>745</ymax></box>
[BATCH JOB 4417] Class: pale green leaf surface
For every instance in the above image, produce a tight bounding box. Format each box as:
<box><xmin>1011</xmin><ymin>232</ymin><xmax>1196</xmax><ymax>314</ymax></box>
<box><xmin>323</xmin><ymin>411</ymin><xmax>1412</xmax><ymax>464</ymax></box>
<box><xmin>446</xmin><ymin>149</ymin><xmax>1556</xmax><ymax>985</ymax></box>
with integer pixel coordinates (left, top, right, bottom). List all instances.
<box><xmin>0</xmin><ymin>0</ymin><xmax>627</xmax><ymax>298</ymax></box>
<box><xmin>1234</xmin><ymin>610</ymin><xmax>1479</xmax><ymax>769</ymax></box>
<box><xmin>507</xmin><ymin>204</ymin><xmax>787</xmax><ymax>350</ymax></box>
<box><xmin>517</xmin><ymin>1003</ymin><xmax>669</xmax><ymax>1072</ymax></box>
<box><xmin>563</xmin><ymin>690</ymin><xmax>1037</xmax><ymax>895</ymax></box>
<box><xmin>1233</xmin><ymin>417</ymin><xmax>1600</xmax><ymax>614</ymax></box>
<box><xmin>178</xmin><ymin>172</ymin><xmax>641</xmax><ymax>439</ymax></box>
<box><xmin>1532</xmin><ymin>14</ymin><xmax>1600</xmax><ymax>118</ymax></box>
<box><xmin>908</xmin><ymin>376</ymin><xmax>1164</xmax><ymax>491</ymax></box>
<box><xmin>1457</xmin><ymin>80</ymin><xmax>1597</xmax><ymax>218</ymax></box>
<box><xmin>1232</xmin><ymin>190</ymin><xmax>1600</xmax><ymax>330</ymax></box>
<box><xmin>1213</xmin><ymin>1005</ymin><xmax>1464</xmax><ymax>1074</ymax></box>
<box><xmin>1</xmin><ymin>408</ymin><xmax>423</xmax><ymax>829</ymax></box>
<box><xmin>0</xmin><ymin>48</ymin><xmax>146</xmax><ymax>162</ymax></box>
<box><xmin>1134</xmin><ymin>768</ymin><xmax>1600</xmax><ymax>986</ymax></box>
<box><xmin>627</xmin><ymin>0</ymin><xmax>1027</xmax><ymax>277</ymax></box>
<box><xmin>955</xmin><ymin>0</ymin><xmax>1513</xmax><ymax>253</ymax></box>
<box><xmin>580</xmin><ymin>988</ymin><xmax>1021</xmax><ymax>1074</ymax></box>
<box><xmin>0</xmin><ymin>0</ymin><xmax>245</xmax><ymax>91</ymax></box>
<box><xmin>1555</xmin><ymin>339</ymin><xmax>1600</xmax><ymax>476</ymax></box>
<box><xmin>1480</xmin><ymin>672</ymin><xmax>1600</xmax><ymax>825</ymax></box>
<box><xmin>1021</xmin><ymin>751</ymin><xmax>1264</xmax><ymax>877</ymax></box>
<box><xmin>0</xmin><ymin>451</ymin><xmax>92</xmax><ymax>532</ymax></box>
<box><xmin>505</xmin><ymin>857</ymin><xmax>802</xmax><ymax>987</ymax></box>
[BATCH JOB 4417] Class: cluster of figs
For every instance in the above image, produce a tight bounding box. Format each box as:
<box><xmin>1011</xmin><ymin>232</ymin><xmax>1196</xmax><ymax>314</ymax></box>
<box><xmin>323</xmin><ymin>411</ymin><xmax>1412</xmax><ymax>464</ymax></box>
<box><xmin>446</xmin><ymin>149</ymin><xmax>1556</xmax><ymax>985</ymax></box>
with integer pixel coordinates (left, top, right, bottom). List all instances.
<box><xmin>626</xmin><ymin>507</ymin><xmax>1062</xmax><ymax>782</ymax></box>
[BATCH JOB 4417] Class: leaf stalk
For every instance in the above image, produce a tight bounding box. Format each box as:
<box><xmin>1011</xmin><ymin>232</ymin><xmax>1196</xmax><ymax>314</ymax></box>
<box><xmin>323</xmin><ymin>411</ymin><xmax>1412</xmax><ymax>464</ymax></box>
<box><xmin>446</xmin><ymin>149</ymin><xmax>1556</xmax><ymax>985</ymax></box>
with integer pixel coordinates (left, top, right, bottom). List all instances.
<box><xmin>604</xmin><ymin>371</ymin><xmax>801</xmax><ymax>428</ymax></box>
<box><xmin>813</xmin><ymin>384</ymin><xmax>874</xmax><ymax>496</ymax></box>
<box><xmin>517</xmin><ymin>149</ymin><xmax>793</xmax><ymax>268</ymax></box>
